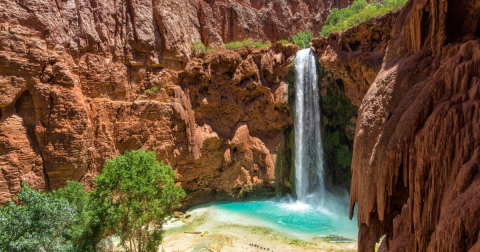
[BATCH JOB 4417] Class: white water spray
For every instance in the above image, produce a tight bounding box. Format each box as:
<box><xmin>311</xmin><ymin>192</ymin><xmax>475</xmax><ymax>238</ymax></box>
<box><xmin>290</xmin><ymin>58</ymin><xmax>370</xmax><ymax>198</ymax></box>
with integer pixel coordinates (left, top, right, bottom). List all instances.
<box><xmin>294</xmin><ymin>48</ymin><xmax>325</xmax><ymax>204</ymax></box>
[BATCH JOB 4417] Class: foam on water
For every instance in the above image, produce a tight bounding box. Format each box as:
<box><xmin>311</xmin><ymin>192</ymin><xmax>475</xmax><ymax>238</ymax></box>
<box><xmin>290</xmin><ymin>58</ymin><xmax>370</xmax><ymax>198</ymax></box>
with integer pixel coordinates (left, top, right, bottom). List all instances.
<box><xmin>181</xmin><ymin>197</ymin><xmax>358</xmax><ymax>240</ymax></box>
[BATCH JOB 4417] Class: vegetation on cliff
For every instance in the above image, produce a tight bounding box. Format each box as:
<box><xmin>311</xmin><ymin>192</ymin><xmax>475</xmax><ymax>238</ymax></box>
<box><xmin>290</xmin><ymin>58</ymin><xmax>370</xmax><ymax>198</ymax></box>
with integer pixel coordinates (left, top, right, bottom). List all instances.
<box><xmin>191</xmin><ymin>39</ymin><xmax>271</xmax><ymax>53</ymax></box>
<box><xmin>320</xmin><ymin>0</ymin><xmax>407</xmax><ymax>36</ymax></box>
<box><xmin>319</xmin><ymin>68</ymin><xmax>358</xmax><ymax>188</ymax></box>
<box><xmin>192</xmin><ymin>31</ymin><xmax>311</xmax><ymax>54</ymax></box>
<box><xmin>0</xmin><ymin>150</ymin><xmax>185</xmax><ymax>252</ymax></box>
<box><xmin>278</xmin><ymin>32</ymin><xmax>314</xmax><ymax>49</ymax></box>
<box><xmin>222</xmin><ymin>40</ymin><xmax>271</xmax><ymax>50</ymax></box>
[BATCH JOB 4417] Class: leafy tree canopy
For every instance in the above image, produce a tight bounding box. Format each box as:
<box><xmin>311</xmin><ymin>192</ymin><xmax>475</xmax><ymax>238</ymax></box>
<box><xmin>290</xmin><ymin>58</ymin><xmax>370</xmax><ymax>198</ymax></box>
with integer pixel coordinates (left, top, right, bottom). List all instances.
<box><xmin>53</xmin><ymin>181</ymin><xmax>100</xmax><ymax>252</ymax></box>
<box><xmin>0</xmin><ymin>184</ymin><xmax>78</xmax><ymax>251</ymax></box>
<box><xmin>0</xmin><ymin>150</ymin><xmax>185</xmax><ymax>252</ymax></box>
<box><xmin>91</xmin><ymin>149</ymin><xmax>186</xmax><ymax>252</ymax></box>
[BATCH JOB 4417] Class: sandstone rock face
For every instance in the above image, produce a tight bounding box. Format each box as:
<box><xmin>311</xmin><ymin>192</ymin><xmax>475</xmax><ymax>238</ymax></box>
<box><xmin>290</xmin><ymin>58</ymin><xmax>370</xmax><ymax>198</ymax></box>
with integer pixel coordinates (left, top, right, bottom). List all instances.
<box><xmin>0</xmin><ymin>15</ymin><xmax>298</xmax><ymax>206</ymax></box>
<box><xmin>344</xmin><ymin>0</ymin><xmax>480</xmax><ymax>251</ymax></box>
<box><xmin>0</xmin><ymin>0</ymin><xmax>352</xmax><ymax>69</ymax></box>
<box><xmin>1</xmin><ymin>0</ymin><xmax>362</xmax><ymax>206</ymax></box>
<box><xmin>308</xmin><ymin>11</ymin><xmax>398</xmax><ymax>189</ymax></box>
<box><xmin>0</xmin><ymin>0</ymin><xmax>352</xmax><ymax>205</ymax></box>
<box><xmin>312</xmin><ymin>9</ymin><xmax>400</xmax><ymax>106</ymax></box>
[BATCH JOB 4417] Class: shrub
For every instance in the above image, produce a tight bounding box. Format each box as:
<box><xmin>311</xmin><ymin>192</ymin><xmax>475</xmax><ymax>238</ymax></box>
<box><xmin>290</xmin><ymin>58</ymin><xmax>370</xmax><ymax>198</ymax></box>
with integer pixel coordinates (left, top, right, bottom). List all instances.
<box><xmin>191</xmin><ymin>40</ymin><xmax>210</xmax><ymax>54</ymax></box>
<box><xmin>222</xmin><ymin>39</ymin><xmax>271</xmax><ymax>50</ymax></box>
<box><xmin>146</xmin><ymin>87</ymin><xmax>159</xmax><ymax>95</ymax></box>
<box><xmin>91</xmin><ymin>150</ymin><xmax>186</xmax><ymax>252</ymax></box>
<box><xmin>291</xmin><ymin>32</ymin><xmax>313</xmax><ymax>49</ymax></box>
<box><xmin>276</xmin><ymin>39</ymin><xmax>290</xmax><ymax>44</ymax></box>
<box><xmin>320</xmin><ymin>0</ymin><xmax>407</xmax><ymax>37</ymax></box>
<box><xmin>0</xmin><ymin>184</ymin><xmax>78</xmax><ymax>251</ymax></box>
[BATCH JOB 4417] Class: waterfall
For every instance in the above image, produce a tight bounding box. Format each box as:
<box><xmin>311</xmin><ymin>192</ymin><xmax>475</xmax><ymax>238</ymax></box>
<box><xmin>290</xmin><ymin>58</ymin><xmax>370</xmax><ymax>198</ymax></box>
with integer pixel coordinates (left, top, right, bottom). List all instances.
<box><xmin>293</xmin><ymin>48</ymin><xmax>325</xmax><ymax>204</ymax></box>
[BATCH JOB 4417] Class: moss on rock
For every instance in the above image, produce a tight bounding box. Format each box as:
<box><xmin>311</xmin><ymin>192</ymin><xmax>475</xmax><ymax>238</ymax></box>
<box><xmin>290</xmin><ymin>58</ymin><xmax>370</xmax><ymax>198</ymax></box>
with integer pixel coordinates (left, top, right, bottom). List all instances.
<box><xmin>319</xmin><ymin>66</ymin><xmax>358</xmax><ymax>189</ymax></box>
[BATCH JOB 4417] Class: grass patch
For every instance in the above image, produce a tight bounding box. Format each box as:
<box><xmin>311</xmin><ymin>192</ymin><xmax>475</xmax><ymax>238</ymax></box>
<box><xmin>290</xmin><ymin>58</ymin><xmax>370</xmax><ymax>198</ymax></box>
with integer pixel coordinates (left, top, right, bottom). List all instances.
<box><xmin>276</xmin><ymin>39</ymin><xmax>291</xmax><ymax>44</ymax></box>
<box><xmin>146</xmin><ymin>86</ymin><xmax>159</xmax><ymax>95</ymax></box>
<box><xmin>222</xmin><ymin>39</ymin><xmax>271</xmax><ymax>50</ymax></box>
<box><xmin>192</xmin><ymin>40</ymin><xmax>211</xmax><ymax>54</ymax></box>
<box><xmin>320</xmin><ymin>0</ymin><xmax>407</xmax><ymax>36</ymax></box>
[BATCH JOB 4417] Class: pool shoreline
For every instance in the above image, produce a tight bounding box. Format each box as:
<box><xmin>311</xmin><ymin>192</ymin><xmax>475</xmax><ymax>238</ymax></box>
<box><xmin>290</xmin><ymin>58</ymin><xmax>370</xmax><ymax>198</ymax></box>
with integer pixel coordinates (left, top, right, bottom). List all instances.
<box><xmin>161</xmin><ymin>199</ymin><xmax>359</xmax><ymax>252</ymax></box>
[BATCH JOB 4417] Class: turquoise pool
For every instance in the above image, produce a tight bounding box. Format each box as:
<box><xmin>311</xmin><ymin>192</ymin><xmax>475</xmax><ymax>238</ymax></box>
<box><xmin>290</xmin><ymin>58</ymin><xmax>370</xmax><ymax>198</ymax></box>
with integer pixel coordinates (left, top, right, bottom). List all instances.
<box><xmin>186</xmin><ymin>196</ymin><xmax>358</xmax><ymax>240</ymax></box>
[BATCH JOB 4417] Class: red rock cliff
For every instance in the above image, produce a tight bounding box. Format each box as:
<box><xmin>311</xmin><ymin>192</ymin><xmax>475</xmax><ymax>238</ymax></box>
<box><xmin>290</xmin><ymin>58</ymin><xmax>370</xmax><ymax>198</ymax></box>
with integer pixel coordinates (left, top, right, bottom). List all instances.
<box><xmin>0</xmin><ymin>0</ymin><xmax>329</xmax><ymax>206</ymax></box>
<box><xmin>0</xmin><ymin>0</ymin><xmax>353</xmax><ymax>69</ymax></box>
<box><xmin>324</xmin><ymin>0</ymin><xmax>480</xmax><ymax>251</ymax></box>
<box><xmin>0</xmin><ymin>18</ymin><xmax>298</xmax><ymax>206</ymax></box>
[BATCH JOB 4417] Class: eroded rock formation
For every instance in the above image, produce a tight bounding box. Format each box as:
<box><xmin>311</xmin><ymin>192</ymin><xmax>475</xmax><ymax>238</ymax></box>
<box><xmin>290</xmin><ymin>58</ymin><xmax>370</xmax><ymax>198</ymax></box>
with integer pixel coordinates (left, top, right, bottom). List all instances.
<box><xmin>0</xmin><ymin>0</ymin><xmax>352</xmax><ymax>206</ymax></box>
<box><xmin>337</xmin><ymin>0</ymin><xmax>480</xmax><ymax>251</ymax></box>
<box><xmin>312</xmin><ymin>9</ymin><xmax>400</xmax><ymax>106</ymax></box>
<box><xmin>0</xmin><ymin>0</ymin><xmax>353</xmax><ymax>69</ymax></box>
<box><xmin>0</xmin><ymin>11</ymin><xmax>299</xmax><ymax>206</ymax></box>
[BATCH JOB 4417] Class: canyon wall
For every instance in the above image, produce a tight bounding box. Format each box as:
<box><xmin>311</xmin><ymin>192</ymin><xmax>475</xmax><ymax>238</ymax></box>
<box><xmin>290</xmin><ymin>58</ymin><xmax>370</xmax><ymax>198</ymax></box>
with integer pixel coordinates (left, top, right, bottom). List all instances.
<box><xmin>0</xmin><ymin>0</ymin><xmax>353</xmax><ymax>70</ymax></box>
<box><xmin>312</xmin><ymin>9</ymin><xmax>399</xmax><ymax>188</ymax></box>
<box><xmin>0</xmin><ymin>0</ymin><xmax>315</xmax><ymax>206</ymax></box>
<box><xmin>314</xmin><ymin>0</ymin><xmax>480</xmax><ymax>251</ymax></box>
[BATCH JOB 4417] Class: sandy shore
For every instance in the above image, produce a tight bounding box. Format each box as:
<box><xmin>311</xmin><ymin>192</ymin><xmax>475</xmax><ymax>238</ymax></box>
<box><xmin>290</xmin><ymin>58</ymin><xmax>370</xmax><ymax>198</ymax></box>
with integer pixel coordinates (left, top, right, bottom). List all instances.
<box><xmin>160</xmin><ymin>208</ymin><xmax>358</xmax><ymax>252</ymax></box>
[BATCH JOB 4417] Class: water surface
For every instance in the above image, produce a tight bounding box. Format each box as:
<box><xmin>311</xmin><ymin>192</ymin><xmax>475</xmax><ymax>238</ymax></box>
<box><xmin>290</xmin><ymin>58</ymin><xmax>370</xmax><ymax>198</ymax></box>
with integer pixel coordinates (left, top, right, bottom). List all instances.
<box><xmin>185</xmin><ymin>196</ymin><xmax>358</xmax><ymax>241</ymax></box>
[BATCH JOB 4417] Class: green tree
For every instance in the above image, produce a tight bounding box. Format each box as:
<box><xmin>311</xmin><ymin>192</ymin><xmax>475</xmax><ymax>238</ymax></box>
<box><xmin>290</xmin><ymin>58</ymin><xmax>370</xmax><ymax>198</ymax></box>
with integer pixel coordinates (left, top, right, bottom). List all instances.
<box><xmin>350</xmin><ymin>0</ymin><xmax>368</xmax><ymax>13</ymax></box>
<box><xmin>52</xmin><ymin>181</ymin><xmax>100</xmax><ymax>252</ymax></box>
<box><xmin>0</xmin><ymin>183</ymin><xmax>78</xmax><ymax>251</ymax></box>
<box><xmin>91</xmin><ymin>150</ymin><xmax>186</xmax><ymax>252</ymax></box>
<box><xmin>292</xmin><ymin>32</ymin><xmax>313</xmax><ymax>49</ymax></box>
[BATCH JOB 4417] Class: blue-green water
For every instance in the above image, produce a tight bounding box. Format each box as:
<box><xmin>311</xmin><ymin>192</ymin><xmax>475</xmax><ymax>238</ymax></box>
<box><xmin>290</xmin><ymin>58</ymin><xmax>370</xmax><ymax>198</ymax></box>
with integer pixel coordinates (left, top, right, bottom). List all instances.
<box><xmin>187</xmin><ymin>196</ymin><xmax>358</xmax><ymax>240</ymax></box>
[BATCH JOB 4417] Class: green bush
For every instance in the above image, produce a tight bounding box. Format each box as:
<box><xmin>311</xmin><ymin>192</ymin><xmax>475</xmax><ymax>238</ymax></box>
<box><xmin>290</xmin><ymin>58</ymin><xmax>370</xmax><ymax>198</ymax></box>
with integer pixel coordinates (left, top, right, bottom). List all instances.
<box><xmin>92</xmin><ymin>150</ymin><xmax>186</xmax><ymax>252</ymax></box>
<box><xmin>146</xmin><ymin>87</ymin><xmax>159</xmax><ymax>95</ymax></box>
<box><xmin>276</xmin><ymin>39</ymin><xmax>291</xmax><ymax>44</ymax></box>
<box><xmin>320</xmin><ymin>0</ymin><xmax>407</xmax><ymax>37</ymax></box>
<box><xmin>292</xmin><ymin>32</ymin><xmax>313</xmax><ymax>49</ymax></box>
<box><xmin>0</xmin><ymin>184</ymin><xmax>78</xmax><ymax>251</ymax></box>
<box><xmin>222</xmin><ymin>39</ymin><xmax>271</xmax><ymax>50</ymax></box>
<box><xmin>0</xmin><ymin>150</ymin><xmax>186</xmax><ymax>252</ymax></box>
<box><xmin>192</xmin><ymin>40</ymin><xmax>211</xmax><ymax>54</ymax></box>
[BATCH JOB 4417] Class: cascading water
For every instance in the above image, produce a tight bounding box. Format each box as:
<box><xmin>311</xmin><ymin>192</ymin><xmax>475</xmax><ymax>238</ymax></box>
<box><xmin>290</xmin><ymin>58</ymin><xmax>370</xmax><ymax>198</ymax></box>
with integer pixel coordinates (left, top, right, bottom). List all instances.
<box><xmin>293</xmin><ymin>48</ymin><xmax>325</xmax><ymax>204</ymax></box>
<box><xmin>163</xmin><ymin>49</ymin><xmax>359</xmax><ymax>246</ymax></box>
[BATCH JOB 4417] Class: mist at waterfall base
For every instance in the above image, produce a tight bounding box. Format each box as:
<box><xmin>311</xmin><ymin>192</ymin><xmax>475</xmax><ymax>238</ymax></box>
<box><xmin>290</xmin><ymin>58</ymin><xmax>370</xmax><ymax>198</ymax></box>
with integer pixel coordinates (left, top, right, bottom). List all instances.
<box><xmin>169</xmin><ymin>49</ymin><xmax>358</xmax><ymax>242</ymax></box>
<box><xmin>183</xmin><ymin>192</ymin><xmax>358</xmax><ymax>240</ymax></box>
